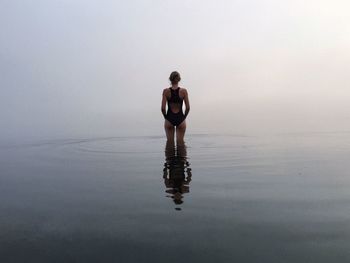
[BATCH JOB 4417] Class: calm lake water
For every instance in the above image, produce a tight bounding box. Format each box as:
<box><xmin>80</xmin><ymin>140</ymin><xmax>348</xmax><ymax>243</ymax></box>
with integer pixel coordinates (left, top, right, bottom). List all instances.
<box><xmin>1</xmin><ymin>132</ymin><xmax>350</xmax><ymax>262</ymax></box>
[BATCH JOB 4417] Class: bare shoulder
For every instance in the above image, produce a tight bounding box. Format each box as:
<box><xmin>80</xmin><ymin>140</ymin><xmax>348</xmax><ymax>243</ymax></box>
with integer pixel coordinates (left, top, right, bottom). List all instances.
<box><xmin>180</xmin><ymin>87</ymin><xmax>188</xmax><ymax>97</ymax></box>
<box><xmin>163</xmin><ymin>88</ymin><xmax>170</xmax><ymax>96</ymax></box>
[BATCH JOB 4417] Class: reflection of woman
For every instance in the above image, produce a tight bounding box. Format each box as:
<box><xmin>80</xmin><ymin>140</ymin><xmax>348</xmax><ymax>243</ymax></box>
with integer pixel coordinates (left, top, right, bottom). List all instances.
<box><xmin>161</xmin><ymin>71</ymin><xmax>190</xmax><ymax>143</ymax></box>
<box><xmin>163</xmin><ymin>140</ymin><xmax>192</xmax><ymax>209</ymax></box>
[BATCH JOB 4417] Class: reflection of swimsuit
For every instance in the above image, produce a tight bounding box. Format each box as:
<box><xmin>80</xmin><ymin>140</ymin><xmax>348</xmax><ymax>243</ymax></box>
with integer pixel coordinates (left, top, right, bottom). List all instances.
<box><xmin>166</xmin><ymin>87</ymin><xmax>186</xmax><ymax>126</ymax></box>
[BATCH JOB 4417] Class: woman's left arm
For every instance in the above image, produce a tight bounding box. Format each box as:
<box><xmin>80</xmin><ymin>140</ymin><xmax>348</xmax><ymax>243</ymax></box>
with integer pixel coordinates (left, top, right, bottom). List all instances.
<box><xmin>161</xmin><ymin>89</ymin><xmax>167</xmax><ymax>118</ymax></box>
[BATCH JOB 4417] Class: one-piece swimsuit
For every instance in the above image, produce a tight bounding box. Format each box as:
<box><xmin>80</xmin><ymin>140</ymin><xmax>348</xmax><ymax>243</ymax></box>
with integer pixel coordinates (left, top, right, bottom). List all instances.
<box><xmin>166</xmin><ymin>87</ymin><xmax>186</xmax><ymax>126</ymax></box>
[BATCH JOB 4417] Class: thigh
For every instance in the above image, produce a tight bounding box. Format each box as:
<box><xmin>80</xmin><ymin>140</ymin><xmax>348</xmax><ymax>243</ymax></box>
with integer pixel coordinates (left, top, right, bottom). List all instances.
<box><xmin>176</xmin><ymin>120</ymin><xmax>186</xmax><ymax>142</ymax></box>
<box><xmin>164</xmin><ymin>119</ymin><xmax>175</xmax><ymax>141</ymax></box>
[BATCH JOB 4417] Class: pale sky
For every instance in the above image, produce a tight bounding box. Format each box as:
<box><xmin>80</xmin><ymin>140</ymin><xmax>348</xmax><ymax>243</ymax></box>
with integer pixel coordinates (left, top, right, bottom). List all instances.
<box><xmin>1</xmin><ymin>0</ymin><xmax>349</xmax><ymax>140</ymax></box>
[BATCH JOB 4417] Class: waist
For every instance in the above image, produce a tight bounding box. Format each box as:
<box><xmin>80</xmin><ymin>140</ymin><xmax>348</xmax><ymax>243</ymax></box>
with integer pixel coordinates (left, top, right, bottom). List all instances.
<box><xmin>167</xmin><ymin>109</ymin><xmax>184</xmax><ymax>115</ymax></box>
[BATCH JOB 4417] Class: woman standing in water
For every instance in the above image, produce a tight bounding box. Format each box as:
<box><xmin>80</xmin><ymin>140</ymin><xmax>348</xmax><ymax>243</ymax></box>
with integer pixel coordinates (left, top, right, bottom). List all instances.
<box><xmin>161</xmin><ymin>71</ymin><xmax>190</xmax><ymax>142</ymax></box>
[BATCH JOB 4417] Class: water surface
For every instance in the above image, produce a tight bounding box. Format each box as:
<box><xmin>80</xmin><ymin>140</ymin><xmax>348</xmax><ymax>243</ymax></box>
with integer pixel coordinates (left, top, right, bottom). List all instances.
<box><xmin>1</xmin><ymin>133</ymin><xmax>350</xmax><ymax>262</ymax></box>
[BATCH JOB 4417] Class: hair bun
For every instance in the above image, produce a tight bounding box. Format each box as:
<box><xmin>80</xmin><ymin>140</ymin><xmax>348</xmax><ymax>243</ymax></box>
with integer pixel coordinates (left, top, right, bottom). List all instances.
<box><xmin>169</xmin><ymin>71</ymin><xmax>181</xmax><ymax>84</ymax></box>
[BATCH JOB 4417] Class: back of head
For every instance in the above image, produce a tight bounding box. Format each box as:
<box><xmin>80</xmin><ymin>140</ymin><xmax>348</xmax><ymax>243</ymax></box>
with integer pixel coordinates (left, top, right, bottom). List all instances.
<box><xmin>169</xmin><ymin>71</ymin><xmax>181</xmax><ymax>85</ymax></box>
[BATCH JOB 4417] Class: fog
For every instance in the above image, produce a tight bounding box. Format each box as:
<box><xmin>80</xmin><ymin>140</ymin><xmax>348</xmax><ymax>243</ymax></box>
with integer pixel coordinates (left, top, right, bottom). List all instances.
<box><xmin>1</xmin><ymin>0</ymin><xmax>349</xmax><ymax>141</ymax></box>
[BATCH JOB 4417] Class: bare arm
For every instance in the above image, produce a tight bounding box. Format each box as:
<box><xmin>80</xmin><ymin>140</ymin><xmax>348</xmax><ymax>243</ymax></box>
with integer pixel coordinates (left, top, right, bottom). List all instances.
<box><xmin>161</xmin><ymin>89</ymin><xmax>167</xmax><ymax>118</ymax></box>
<box><xmin>183</xmin><ymin>89</ymin><xmax>190</xmax><ymax>118</ymax></box>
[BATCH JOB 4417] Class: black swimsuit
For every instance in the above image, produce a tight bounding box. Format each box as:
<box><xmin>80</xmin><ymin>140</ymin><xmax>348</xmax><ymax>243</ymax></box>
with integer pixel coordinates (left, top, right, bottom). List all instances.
<box><xmin>166</xmin><ymin>87</ymin><xmax>186</xmax><ymax>127</ymax></box>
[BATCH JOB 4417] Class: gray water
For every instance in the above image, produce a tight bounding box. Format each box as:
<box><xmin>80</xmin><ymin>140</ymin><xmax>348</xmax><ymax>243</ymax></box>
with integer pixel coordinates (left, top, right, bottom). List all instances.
<box><xmin>1</xmin><ymin>132</ymin><xmax>350</xmax><ymax>262</ymax></box>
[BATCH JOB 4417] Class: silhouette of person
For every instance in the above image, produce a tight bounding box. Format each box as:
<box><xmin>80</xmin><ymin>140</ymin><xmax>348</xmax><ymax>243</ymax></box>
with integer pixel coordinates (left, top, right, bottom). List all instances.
<box><xmin>163</xmin><ymin>140</ymin><xmax>192</xmax><ymax>210</ymax></box>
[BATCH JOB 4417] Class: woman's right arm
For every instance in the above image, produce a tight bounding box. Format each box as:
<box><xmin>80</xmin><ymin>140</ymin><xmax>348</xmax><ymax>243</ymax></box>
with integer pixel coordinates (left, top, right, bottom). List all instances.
<box><xmin>183</xmin><ymin>89</ymin><xmax>190</xmax><ymax>118</ymax></box>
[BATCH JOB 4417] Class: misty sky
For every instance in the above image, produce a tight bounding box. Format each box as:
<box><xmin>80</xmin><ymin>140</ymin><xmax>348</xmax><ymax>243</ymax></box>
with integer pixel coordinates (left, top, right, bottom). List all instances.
<box><xmin>1</xmin><ymin>0</ymin><xmax>349</xmax><ymax>140</ymax></box>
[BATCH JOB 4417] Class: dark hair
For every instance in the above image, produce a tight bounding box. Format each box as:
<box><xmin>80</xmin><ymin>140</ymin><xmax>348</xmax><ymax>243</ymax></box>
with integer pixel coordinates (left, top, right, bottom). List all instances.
<box><xmin>169</xmin><ymin>71</ymin><xmax>181</xmax><ymax>84</ymax></box>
